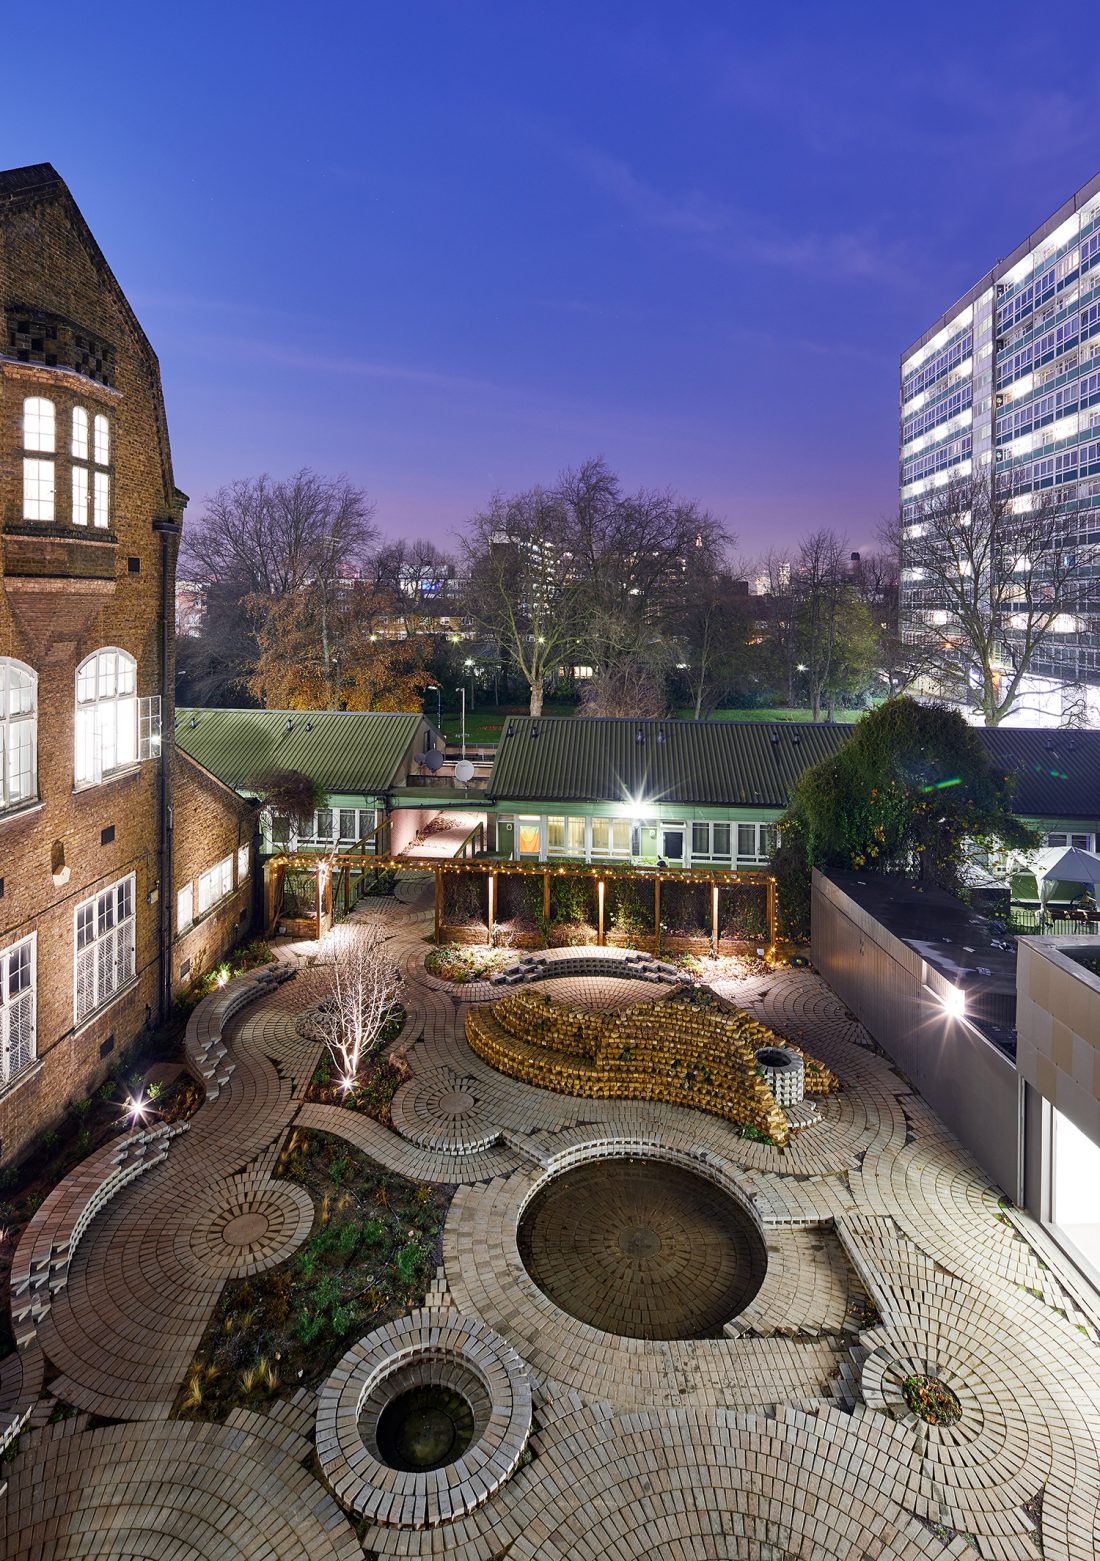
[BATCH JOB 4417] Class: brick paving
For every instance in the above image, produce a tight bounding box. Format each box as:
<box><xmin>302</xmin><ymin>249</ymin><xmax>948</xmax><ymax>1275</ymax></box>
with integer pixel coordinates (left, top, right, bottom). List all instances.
<box><xmin>2</xmin><ymin>878</ymin><xmax>1100</xmax><ymax>1558</ymax></box>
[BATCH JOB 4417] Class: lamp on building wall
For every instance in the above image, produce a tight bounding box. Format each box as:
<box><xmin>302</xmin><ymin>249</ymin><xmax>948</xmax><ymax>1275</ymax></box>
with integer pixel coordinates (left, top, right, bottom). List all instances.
<box><xmin>940</xmin><ymin>984</ymin><xmax>966</xmax><ymax>1019</ymax></box>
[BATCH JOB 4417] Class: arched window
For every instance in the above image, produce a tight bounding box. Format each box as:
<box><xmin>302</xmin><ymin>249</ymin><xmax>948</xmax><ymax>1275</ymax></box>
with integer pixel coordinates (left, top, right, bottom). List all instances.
<box><xmin>72</xmin><ymin>406</ymin><xmax>88</xmax><ymax>458</ymax></box>
<box><xmin>75</xmin><ymin>648</ymin><xmax>137</xmax><ymax>785</ymax></box>
<box><xmin>22</xmin><ymin>397</ymin><xmax>55</xmax><ymax>521</ymax></box>
<box><xmin>0</xmin><ymin>659</ymin><xmax>37</xmax><ymax>810</ymax></box>
<box><xmin>92</xmin><ymin>413</ymin><xmax>110</xmax><ymax>527</ymax></box>
<box><xmin>23</xmin><ymin>397</ymin><xmax>54</xmax><ymax>451</ymax></box>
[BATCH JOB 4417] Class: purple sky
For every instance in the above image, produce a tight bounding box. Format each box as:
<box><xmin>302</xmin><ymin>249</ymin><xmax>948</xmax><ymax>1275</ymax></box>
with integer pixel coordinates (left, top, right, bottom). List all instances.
<box><xmin>4</xmin><ymin>2</ymin><xmax>1100</xmax><ymax>560</ymax></box>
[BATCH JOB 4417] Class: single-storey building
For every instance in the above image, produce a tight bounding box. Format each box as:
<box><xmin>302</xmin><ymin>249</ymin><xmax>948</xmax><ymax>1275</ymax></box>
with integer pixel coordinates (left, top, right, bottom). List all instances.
<box><xmin>175</xmin><ymin>708</ymin><xmax>1100</xmax><ymax>891</ymax></box>
<box><xmin>483</xmin><ymin>717</ymin><xmax>1100</xmax><ymax>878</ymax></box>
<box><xmin>174</xmin><ymin>707</ymin><xmax>449</xmax><ymax>855</ymax></box>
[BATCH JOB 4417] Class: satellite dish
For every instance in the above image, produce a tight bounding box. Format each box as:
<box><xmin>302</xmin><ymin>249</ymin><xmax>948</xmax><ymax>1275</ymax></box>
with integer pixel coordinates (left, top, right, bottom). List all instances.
<box><xmin>454</xmin><ymin>758</ymin><xmax>475</xmax><ymax>783</ymax></box>
<box><xmin>422</xmin><ymin>749</ymin><xmax>445</xmax><ymax>772</ymax></box>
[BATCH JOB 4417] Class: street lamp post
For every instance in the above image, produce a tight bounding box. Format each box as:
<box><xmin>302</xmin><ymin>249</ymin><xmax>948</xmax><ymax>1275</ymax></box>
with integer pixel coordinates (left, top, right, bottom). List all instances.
<box><xmin>456</xmin><ymin>686</ymin><xmax>466</xmax><ymax>759</ymax></box>
<box><xmin>426</xmin><ymin>683</ymin><xmax>442</xmax><ymax>731</ymax></box>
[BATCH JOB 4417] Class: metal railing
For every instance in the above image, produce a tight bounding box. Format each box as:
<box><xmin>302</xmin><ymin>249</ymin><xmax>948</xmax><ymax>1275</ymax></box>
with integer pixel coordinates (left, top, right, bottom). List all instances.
<box><xmin>1008</xmin><ymin>904</ymin><xmax>1100</xmax><ymax>935</ymax></box>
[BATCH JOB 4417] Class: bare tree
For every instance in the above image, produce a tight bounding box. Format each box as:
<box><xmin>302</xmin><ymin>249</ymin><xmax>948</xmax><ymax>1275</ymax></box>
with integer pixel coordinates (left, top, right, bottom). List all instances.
<box><xmin>579</xmin><ymin>654</ymin><xmax>668</xmax><ymax>718</ymax></box>
<box><xmin>312</xmin><ymin>923</ymin><xmax>403</xmax><ymax>1092</ymax></box>
<box><xmin>182</xmin><ymin>469</ymin><xmax>377</xmax><ymax>596</ymax></box>
<box><xmin>899</xmin><ymin>472</ymin><xmax>1098</xmax><ymax>724</ymax></box>
<box><xmin>372</xmin><ymin>537</ymin><xmax>458</xmax><ymax>638</ymax></box>
<box><xmin>561</xmin><ymin>457</ymin><xmax>734</xmax><ymax>675</ymax></box>
<box><xmin>793</xmin><ymin>529</ymin><xmax>849</xmax><ymax>720</ymax></box>
<box><xmin>670</xmin><ymin>567</ymin><xmax>753</xmax><ymax>719</ymax></box>
<box><xmin>754</xmin><ymin>550</ymin><xmax>799</xmax><ymax>705</ymax></box>
<box><xmin>462</xmin><ymin>487</ymin><xmax>585</xmax><ymax>716</ymax></box>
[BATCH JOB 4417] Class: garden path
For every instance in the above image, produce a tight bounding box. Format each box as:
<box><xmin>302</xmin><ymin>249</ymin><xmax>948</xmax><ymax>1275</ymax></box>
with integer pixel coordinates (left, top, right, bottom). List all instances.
<box><xmin>2</xmin><ymin>875</ymin><xmax>1100</xmax><ymax>1559</ymax></box>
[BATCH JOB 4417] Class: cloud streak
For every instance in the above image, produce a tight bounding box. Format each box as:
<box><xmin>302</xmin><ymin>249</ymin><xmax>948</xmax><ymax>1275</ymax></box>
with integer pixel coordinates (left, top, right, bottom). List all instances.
<box><xmin>568</xmin><ymin>142</ymin><xmax>905</xmax><ymax>285</ymax></box>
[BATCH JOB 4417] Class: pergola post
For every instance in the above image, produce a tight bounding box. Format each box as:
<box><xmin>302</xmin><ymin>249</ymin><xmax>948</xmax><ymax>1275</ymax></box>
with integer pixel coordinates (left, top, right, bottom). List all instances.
<box><xmin>597</xmin><ymin>880</ymin><xmax>605</xmax><ymax>946</ymax></box>
<box><xmin>654</xmin><ymin>875</ymin><xmax>662</xmax><ymax>950</ymax></box>
<box><xmin>767</xmin><ymin>876</ymin><xmax>777</xmax><ymax>951</ymax></box>
<box><xmin>711</xmin><ymin>882</ymin><xmax>720</xmax><ymax>954</ymax></box>
<box><xmin>488</xmin><ymin>871</ymin><xmax>497</xmax><ymax>941</ymax></box>
<box><xmin>434</xmin><ymin>867</ymin><xmax>443</xmax><ymax>943</ymax></box>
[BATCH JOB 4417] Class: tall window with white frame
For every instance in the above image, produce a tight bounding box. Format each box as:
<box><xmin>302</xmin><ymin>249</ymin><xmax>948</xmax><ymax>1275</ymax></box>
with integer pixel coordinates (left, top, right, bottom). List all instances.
<box><xmin>75</xmin><ymin>648</ymin><xmax>137</xmax><ymax>784</ymax></box>
<box><xmin>0</xmin><ymin>659</ymin><xmax>37</xmax><ymax>811</ymax></box>
<box><xmin>74</xmin><ymin>874</ymin><xmax>135</xmax><ymax>1025</ymax></box>
<box><xmin>1</xmin><ymin>933</ymin><xmax>36</xmax><ymax>1085</ymax></box>
<box><xmin>22</xmin><ymin>396</ymin><xmax>55</xmax><ymax>521</ymax></box>
<box><xmin>70</xmin><ymin>407</ymin><xmax>111</xmax><ymax>528</ymax></box>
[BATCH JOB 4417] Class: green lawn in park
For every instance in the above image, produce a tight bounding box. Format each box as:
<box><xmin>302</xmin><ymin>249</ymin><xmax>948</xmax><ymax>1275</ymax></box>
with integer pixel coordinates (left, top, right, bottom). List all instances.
<box><xmin>675</xmin><ymin>706</ymin><xmax>867</xmax><ymax>724</ymax></box>
<box><xmin>433</xmin><ymin>702</ymin><xmax>867</xmax><ymax>743</ymax></box>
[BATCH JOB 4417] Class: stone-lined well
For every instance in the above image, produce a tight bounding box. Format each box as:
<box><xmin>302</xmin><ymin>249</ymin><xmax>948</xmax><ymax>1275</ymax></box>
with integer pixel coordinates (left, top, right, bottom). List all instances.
<box><xmin>316</xmin><ymin>1308</ymin><xmax>532</xmax><ymax>1527</ymax></box>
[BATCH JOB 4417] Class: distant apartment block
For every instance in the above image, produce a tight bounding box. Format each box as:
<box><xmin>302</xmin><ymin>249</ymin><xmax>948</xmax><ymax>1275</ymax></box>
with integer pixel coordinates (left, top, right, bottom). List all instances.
<box><xmin>900</xmin><ymin>172</ymin><xmax>1100</xmax><ymax>724</ymax></box>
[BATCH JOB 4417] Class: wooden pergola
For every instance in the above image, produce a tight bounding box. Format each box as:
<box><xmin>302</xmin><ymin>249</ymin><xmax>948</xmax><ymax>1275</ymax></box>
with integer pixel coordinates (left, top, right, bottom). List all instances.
<box><xmin>265</xmin><ymin>851</ymin><xmax>778</xmax><ymax>952</ymax></box>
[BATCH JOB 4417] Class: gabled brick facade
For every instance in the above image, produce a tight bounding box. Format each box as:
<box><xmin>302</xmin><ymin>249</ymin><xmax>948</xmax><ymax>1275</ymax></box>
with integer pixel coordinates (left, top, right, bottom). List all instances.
<box><xmin>0</xmin><ymin>165</ymin><xmax>249</xmax><ymax>1166</ymax></box>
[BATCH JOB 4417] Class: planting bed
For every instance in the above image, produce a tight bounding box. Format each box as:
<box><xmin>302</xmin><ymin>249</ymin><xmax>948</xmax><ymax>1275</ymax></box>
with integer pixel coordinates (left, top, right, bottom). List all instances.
<box><xmin>175</xmin><ymin>1129</ymin><xmax>451</xmax><ymax>1421</ymax></box>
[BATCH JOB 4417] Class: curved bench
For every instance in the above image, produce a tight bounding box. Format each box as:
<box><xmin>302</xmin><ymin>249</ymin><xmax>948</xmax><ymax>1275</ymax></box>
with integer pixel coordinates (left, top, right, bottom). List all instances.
<box><xmin>10</xmin><ymin>1121</ymin><xmax>189</xmax><ymax>1350</ymax></box>
<box><xmin>183</xmin><ymin>961</ymin><xmax>295</xmax><ymax>1099</ymax></box>
<box><xmin>489</xmin><ymin>949</ymin><xmax>680</xmax><ymax>987</ymax></box>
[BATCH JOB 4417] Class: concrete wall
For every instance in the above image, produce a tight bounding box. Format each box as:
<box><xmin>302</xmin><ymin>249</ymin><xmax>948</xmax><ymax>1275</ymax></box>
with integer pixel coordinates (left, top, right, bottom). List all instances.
<box><xmin>388</xmin><ymin>806</ymin><xmax>441</xmax><ymax>856</ymax></box>
<box><xmin>1017</xmin><ymin>936</ymin><xmax>1100</xmax><ymax>1151</ymax></box>
<box><xmin>811</xmin><ymin>870</ymin><xmax>1020</xmax><ymax>1198</ymax></box>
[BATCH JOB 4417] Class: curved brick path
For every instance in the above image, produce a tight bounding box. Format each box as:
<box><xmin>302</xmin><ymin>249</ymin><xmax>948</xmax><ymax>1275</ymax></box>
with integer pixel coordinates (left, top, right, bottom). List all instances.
<box><xmin>2</xmin><ymin>875</ymin><xmax>1100</xmax><ymax>1559</ymax></box>
<box><xmin>33</xmin><ymin>985</ymin><xmax>323</xmax><ymax>1420</ymax></box>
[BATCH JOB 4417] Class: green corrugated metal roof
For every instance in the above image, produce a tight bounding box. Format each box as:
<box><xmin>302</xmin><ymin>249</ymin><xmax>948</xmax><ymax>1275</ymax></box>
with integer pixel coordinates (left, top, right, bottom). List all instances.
<box><xmin>487</xmin><ymin>716</ymin><xmax>853</xmax><ymax>809</ymax></box>
<box><xmin>174</xmin><ymin>708</ymin><xmax>431</xmax><ymax>796</ymax></box>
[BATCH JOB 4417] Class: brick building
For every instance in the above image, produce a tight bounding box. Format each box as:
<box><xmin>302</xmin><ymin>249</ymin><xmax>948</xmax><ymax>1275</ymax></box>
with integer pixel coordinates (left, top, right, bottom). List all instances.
<box><xmin>170</xmin><ymin>751</ymin><xmax>257</xmax><ymax>997</ymax></box>
<box><xmin>0</xmin><ymin>164</ymin><xmax>251</xmax><ymax>1166</ymax></box>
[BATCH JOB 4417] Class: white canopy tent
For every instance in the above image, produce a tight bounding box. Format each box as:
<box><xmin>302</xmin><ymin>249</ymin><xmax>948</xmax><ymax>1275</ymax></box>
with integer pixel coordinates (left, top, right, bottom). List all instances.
<box><xmin>1031</xmin><ymin>845</ymin><xmax>1100</xmax><ymax>913</ymax></box>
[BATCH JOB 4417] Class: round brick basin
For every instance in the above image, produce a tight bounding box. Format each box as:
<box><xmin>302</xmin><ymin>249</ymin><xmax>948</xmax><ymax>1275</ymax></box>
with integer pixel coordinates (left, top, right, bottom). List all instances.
<box><xmin>316</xmin><ymin>1309</ymin><xmax>532</xmax><ymax>1527</ymax></box>
<box><xmin>371</xmin><ymin>1366</ymin><xmax>482</xmax><ymax>1472</ymax></box>
<box><xmin>517</xmin><ymin>1157</ymin><xmax>767</xmax><ymax>1340</ymax></box>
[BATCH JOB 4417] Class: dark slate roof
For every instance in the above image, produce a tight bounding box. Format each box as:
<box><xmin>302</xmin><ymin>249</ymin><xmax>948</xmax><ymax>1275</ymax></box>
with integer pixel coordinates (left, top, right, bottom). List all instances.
<box><xmin>486</xmin><ymin>715</ymin><xmax>1100</xmax><ymax>819</ymax></box>
<box><xmin>175</xmin><ymin>708</ymin><xmax>432</xmax><ymax>797</ymax></box>
<box><xmin>487</xmin><ymin>717</ymin><xmax>852</xmax><ymax>808</ymax></box>
<box><xmin>977</xmin><ymin>727</ymin><xmax>1100</xmax><ymax>821</ymax></box>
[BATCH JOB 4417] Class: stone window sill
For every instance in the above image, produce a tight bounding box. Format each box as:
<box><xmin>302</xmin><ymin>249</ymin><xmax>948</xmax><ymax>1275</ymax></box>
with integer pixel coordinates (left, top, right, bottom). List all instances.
<box><xmin>4</xmin><ymin>521</ymin><xmax>118</xmax><ymax>546</ymax></box>
<box><xmin>0</xmin><ymin>797</ymin><xmax>44</xmax><ymax>829</ymax></box>
<box><xmin>71</xmin><ymin>976</ymin><xmax>140</xmax><ymax>1041</ymax></box>
<box><xmin>0</xmin><ymin>1057</ymin><xmax>43</xmax><ymax>1105</ymax></box>
<box><xmin>72</xmin><ymin>763</ymin><xmax>142</xmax><ymax>796</ymax></box>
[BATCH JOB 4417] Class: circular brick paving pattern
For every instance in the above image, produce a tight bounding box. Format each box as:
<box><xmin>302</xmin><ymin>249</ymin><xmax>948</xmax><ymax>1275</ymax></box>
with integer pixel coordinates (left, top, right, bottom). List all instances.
<box><xmin>391</xmin><ymin>1066</ymin><xmax>501</xmax><ymax>1152</ymax></box>
<box><xmin>2</xmin><ymin>1417</ymin><xmax>361</xmax><ymax>1561</ymax></box>
<box><xmin>186</xmin><ymin>1179</ymin><xmax>314</xmax><ymax>1279</ymax></box>
<box><xmin>526</xmin><ymin>974</ymin><xmax>674</xmax><ymax>1010</ymax></box>
<box><xmin>316</xmin><ymin>1308</ymin><xmax>532</xmax><ymax>1527</ymax></box>
<box><xmin>517</xmin><ymin>1157</ymin><xmax>767</xmax><ymax>1339</ymax></box>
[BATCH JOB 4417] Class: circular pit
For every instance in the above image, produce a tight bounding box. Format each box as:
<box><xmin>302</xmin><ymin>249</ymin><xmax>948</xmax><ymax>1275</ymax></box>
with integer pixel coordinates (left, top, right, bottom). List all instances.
<box><xmin>517</xmin><ymin>1157</ymin><xmax>767</xmax><ymax>1340</ymax></box>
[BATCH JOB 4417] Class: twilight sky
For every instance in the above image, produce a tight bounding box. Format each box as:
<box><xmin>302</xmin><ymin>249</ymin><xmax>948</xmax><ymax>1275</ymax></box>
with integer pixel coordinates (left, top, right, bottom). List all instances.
<box><xmin>4</xmin><ymin>1</ymin><xmax>1100</xmax><ymax>559</ymax></box>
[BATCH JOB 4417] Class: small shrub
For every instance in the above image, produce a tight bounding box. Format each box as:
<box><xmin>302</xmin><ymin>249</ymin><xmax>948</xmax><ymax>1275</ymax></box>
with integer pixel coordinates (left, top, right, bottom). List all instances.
<box><xmin>396</xmin><ymin>1240</ymin><xmax>427</xmax><ymax>1286</ymax></box>
<box><xmin>296</xmin><ymin>1307</ymin><xmax>324</xmax><ymax>1345</ymax></box>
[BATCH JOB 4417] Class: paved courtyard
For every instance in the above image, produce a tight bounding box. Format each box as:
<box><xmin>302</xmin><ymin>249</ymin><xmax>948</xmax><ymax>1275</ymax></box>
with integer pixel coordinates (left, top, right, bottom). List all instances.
<box><xmin>3</xmin><ymin>874</ymin><xmax>1100</xmax><ymax>1559</ymax></box>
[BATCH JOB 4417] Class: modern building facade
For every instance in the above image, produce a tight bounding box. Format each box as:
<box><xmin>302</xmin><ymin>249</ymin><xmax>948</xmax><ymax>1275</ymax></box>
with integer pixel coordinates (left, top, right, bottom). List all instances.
<box><xmin>901</xmin><ymin>171</ymin><xmax>1100</xmax><ymax>724</ymax></box>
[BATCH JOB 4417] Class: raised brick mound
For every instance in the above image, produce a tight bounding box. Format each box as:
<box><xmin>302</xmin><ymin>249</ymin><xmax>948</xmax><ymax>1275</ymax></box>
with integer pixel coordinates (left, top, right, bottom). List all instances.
<box><xmin>466</xmin><ymin>986</ymin><xmax>838</xmax><ymax>1146</ymax></box>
